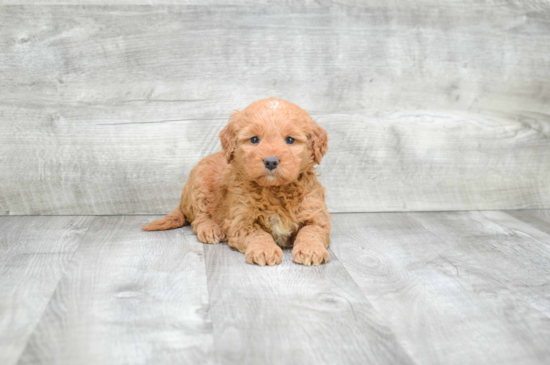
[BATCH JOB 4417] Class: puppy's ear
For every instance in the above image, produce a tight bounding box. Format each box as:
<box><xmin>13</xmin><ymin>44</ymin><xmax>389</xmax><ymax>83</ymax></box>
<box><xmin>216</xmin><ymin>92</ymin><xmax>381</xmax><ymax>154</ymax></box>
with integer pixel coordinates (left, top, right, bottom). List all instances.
<box><xmin>219</xmin><ymin>111</ymin><xmax>240</xmax><ymax>163</ymax></box>
<box><xmin>309</xmin><ymin>121</ymin><xmax>328</xmax><ymax>164</ymax></box>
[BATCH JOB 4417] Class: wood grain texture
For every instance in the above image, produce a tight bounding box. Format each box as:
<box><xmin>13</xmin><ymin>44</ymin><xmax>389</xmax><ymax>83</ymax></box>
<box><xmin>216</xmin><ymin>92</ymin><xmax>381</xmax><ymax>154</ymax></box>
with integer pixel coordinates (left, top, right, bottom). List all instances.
<box><xmin>17</xmin><ymin>216</ymin><xmax>214</xmax><ymax>365</ymax></box>
<box><xmin>3</xmin><ymin>1</ymin><xmax>550</xmax><ymax>11</ymax></box>
<box><xmin>204</xmin><ymin>243</ymin><xmax>414</xmax><ymax>365</ymax></box>
<box><xmin>417</xmin><ymin>210</ymin><xmax>550</xmax><ymax>318</ymax></box>
<box><xmin>330</xmin><ymin>212</ymin><xmax>550</xmax><ymax>365</ymax></box>
<box><xmin>2</xmin><ymin>212</ymin><xmax>550</xmax><ymax>364</ymax></box>
<box><xmin>0</xmin><ymin>216</ymin><xmax>93</xmax><ymax>365</ymax></box>
<box><xmin>1</xmin><ymin>4</ymin><xmax>550</xmax><ymax>214</ymax></box>
<box><xmin>506</xmin><ymin>209</ymin><xmax>550</xmax><ymax>237</ymax></box>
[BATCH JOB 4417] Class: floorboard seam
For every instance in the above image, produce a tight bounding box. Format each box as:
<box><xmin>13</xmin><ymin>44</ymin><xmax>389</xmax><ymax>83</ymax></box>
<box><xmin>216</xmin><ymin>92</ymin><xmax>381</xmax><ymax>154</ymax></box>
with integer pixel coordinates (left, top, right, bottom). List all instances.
<box><xmin>410</xmin><ymin>211</ymin><xmax>550</xmax><ymax>322</ymax></box>
<box><xmin>477</xmin><ymin>211</ymin><xmax>550</xmax><ymax>320</ymax></box>
<box><xmin>326</xmin><ymin>247</ymin><xmax>420</xmax><ymax>365</ymax></box>
<box><xmin>13</xmin><ymin>216</ymin><xmax>98</xmax><ymax>365</ymax></box>
<box><xmin>200</xmin><ymin>242</ymin><xmax>222</xmax><ymax>365</ymax></box>
<box><xmin>2</xmin><ymin>208</ymin><xmax>550</xmax><ymax>217</ymax></box>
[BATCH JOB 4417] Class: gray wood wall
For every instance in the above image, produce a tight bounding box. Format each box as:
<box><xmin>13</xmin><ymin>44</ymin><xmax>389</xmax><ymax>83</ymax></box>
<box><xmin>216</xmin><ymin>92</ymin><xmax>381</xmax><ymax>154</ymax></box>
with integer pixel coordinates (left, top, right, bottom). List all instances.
<box><xmin>1</xmin><ymin>1</ymin><xmax>549</xmax><ymax>215</ymax></box>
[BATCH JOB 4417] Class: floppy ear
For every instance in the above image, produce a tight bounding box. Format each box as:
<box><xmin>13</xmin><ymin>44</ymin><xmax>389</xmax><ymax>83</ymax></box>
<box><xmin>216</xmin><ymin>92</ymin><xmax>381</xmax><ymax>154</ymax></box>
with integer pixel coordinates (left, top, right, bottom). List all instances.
<box><xmin>219</xmin><ymin>111</ymin><xmax>240</xmax><ymax>163</ymax></box>
<box><xmin>309</xmin><ymin>121</ymin><xmax>328</xmax><ymax>164</ymax></box>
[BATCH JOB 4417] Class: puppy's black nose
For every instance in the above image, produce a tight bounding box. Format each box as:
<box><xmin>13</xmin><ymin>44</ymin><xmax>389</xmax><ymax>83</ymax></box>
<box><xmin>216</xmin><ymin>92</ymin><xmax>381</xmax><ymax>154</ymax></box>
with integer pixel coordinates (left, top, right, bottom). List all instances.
<box><xmin>264</xmin><ymin>156</ymin><xmax>280</xmax><ymax>171</ymax></box>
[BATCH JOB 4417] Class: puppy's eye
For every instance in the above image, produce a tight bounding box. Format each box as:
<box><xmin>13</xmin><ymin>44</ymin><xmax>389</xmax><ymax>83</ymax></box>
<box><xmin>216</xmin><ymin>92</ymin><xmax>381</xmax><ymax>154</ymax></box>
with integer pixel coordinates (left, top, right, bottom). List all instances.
<box><xmin>250</xmin><ymin>136</ymin><xmax>260</xmax><ymax>144</ymax></box>
<box><xmin>285</xmin><ymin>136</ymin><xmax>295</xmax><ymax>145</ymax></box>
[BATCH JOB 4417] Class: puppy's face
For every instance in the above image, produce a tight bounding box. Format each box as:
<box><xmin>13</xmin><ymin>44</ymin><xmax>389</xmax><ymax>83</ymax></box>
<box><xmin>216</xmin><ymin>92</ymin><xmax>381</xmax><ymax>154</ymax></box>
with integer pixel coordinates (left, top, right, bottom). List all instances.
<box><xmin>219</xmin><ymin>98</ymin><xmax>328</xmax><ymax>187</ymax></box>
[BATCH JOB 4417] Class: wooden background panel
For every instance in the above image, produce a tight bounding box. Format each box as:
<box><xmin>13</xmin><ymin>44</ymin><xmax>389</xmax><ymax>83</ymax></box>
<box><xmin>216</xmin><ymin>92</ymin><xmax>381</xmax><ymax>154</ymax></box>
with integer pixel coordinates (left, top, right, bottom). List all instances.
<box><xmin>0</xmin><ymin>103</ymin><xmax>226</xmax><ymax>215</ymax></box>
<box><xmin>318</xmin><ymin>111</ymin><xmax>550</xmax><ymax>212</ymax></box>
<box><xmin>3</xmin><ymin>1</ymin><xmax>550</xmax><ymax>10</ymax></box>
<box><xmin>1</xmin><ymin>104</ymin><xmax>549</xmax><ymax>214</ymax></box>
<box><xmin>2</xmin><ymin>4</ymin><xmax>550</xmax><ymax>113</ymax></box>
<box><xmin>1</xmin><ymin>4</ymin><xmax>550</xmax><ymax>214</ymax></box>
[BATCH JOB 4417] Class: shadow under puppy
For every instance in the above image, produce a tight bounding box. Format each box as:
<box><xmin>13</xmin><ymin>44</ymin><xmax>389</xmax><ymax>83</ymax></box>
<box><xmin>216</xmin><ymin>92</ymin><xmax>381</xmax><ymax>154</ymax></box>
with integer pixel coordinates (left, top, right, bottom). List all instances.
<box><xmin>142</xmin><ymin>98</ymin><xmax>331</xmax><ymax>266</ymax></box>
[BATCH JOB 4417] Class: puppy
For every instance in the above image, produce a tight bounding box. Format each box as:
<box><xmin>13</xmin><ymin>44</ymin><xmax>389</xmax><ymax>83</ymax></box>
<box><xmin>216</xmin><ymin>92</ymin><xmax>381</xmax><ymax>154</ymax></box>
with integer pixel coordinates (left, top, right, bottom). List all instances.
<box><xmin>142</xmin><ymin>98</ymin><xmax>330</xmax><ymax>266</ymax></box>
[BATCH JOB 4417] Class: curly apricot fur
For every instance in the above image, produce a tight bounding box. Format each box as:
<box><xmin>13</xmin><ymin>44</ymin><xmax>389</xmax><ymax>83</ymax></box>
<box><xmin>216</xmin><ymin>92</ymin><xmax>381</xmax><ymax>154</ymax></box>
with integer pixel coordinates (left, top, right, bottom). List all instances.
<box><xmin>142</xmin><ymin>98</ymin><xmax>331</xmax><ymax>266</ymax></box>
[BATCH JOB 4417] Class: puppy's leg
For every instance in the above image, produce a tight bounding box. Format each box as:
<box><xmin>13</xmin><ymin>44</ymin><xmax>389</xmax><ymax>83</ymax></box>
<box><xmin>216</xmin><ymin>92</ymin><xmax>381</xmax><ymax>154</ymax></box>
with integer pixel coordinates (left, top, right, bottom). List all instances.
<box><xmin>244</xmin><ymin>231</ymin><xmax>283</xmax><ymax>266</ymax></box>
<box><xmin>141</xmin><ymin>207</ymin><xmax>187</xmax><ymax>231</ymax></box>
<box><xmin>228</xmin><ymin>229</ymin><xmax>283</xmax><ymax>266</ymax></box>
<box><xmin>292</xmin><ymin>225</ymin><xmax>330</xmax><ymax>266</ymax></box>
<box><xmin>191</xmin><ymin>214</ymin><xmax>226</xmax><ymax>244</ymax></box>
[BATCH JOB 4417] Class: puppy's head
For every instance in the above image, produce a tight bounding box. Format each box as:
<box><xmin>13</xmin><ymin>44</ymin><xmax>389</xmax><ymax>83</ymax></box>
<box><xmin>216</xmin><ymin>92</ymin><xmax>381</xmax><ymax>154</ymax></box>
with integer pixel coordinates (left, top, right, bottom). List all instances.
<box><xmin>219</xmin><ymin>98</ymin><xmax>328</xmax><ymax>187</ymax></box>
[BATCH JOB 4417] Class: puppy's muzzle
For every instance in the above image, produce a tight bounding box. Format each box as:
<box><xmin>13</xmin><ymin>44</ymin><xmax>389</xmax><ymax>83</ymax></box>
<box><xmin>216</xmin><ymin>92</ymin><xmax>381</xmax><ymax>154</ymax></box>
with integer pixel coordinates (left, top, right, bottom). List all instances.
<box><xmin>264</xmin><ymin>156</ymin><xmax>280</xmax><ymax>171</ymax></box>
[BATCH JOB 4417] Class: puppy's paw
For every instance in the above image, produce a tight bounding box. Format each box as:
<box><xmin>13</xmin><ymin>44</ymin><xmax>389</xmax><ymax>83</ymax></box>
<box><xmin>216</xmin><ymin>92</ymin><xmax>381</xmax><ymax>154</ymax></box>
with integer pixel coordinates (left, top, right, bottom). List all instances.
<box><xmin>245</xmin><ymin>241</ymin><xmax>283</xmax><ymax>266</ymax></box>
<box><xmin>195</xmin><ymin>221</ymin><xmax>226</xmax><ymax>244</ymax></box>
<box><xmin>292</xmin><ymin>243</ymin><xmax>329</xmax><ymax>266</ymax></box>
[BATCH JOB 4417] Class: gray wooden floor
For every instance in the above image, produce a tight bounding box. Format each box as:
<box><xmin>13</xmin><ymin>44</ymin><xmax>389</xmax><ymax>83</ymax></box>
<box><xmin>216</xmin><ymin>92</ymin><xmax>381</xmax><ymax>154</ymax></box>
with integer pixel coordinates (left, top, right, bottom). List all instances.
<box><xmin>1</xmin><ymin>211</ymin><xmax>549</xmax><ymax>365</ymax></box>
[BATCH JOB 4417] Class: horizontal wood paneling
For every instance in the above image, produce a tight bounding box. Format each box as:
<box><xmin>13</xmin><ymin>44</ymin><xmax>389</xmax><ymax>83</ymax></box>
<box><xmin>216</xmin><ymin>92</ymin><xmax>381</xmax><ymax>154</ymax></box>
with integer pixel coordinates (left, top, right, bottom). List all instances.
<box><xmin>1</xmin><ymin>105</ymin><xmax>549</xmax><ymax>214</ymax></box>
<box><xmin>1</xmin><ymin>4</ymin><xmax>549</xmax><ymax>214</ymax></box>
<box><xmin>2</xmin><ymin>1</ymin><xmax>550</xmax><ymax>9</ymax></box>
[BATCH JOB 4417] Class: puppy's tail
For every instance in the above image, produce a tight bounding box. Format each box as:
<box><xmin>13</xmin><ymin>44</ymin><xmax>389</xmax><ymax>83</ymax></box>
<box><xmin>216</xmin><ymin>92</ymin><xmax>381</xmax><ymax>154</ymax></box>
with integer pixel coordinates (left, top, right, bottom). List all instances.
<box><xmin>141</xmin><ymin>207</ymin><xmax>187</xmax><ymax>231</ymax></box>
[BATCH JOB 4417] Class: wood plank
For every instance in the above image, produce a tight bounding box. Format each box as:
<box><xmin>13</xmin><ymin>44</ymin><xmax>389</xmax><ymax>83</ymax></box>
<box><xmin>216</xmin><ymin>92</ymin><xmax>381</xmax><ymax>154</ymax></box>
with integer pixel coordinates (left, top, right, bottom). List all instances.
<box><xmin>0</xmin><ymin>216</ymin><xmax>93</xmax><ymax>365</ymax></box>
<box><xmin>7</xmin><ymin>0</ymin><xmax>547</xmax><ymax>5</ymax></box>
<box><xmin>330</xmin><ymin>212</ymin><xmax>550</xmax><ymax>365</ymax></box>
<box><xmin>506</xmin><ymin>210</ymin><xmax>550</xmax><ymax>237</ymax></box>
<box><xmin>4</xmin><ymin>0</ymin><xmax>550</xmax><ymax>7</ymax></box>
<box><xmin>413</xmin><ymin>211</ymin><xmax>550</xmax><ymax>317</ymax></box>
<box><xmin>204</xmin><ymin>243</ymin><xmax>414</xmax><ymax>365</ymax></box>
<box><xmin>433</xmin><ymin>210</ymin><xmax>550</xmax><ymax>356</ymax></box>
<box><xmin>17</xmin><ymin>216</ymin><xmax>215</xmax><ymax>365</ymax></box>
<box><xmin>411</xmin><ymin>211</ymin><xmax>550</xmax><ymax>358</ymax></box>
<box><xmin>1</xmin><ymin>105</ymin><xmax>549</xmax><ymax>215</ymax></box>
<box><xmin>1</xmin><ymin>4</ymin><xmax>550</xmax><ymax>214</ymax></box>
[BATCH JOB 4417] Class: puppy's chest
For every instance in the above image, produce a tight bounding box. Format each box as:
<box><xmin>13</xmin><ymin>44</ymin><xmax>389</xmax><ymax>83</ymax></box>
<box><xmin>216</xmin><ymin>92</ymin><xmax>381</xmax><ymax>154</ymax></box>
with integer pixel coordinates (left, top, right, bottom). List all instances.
<box><xmin>246</xmin><ymin>186</ymin><xmax>304</xmax><ymax>247</ymax></box>
<box><xmin>265</xmin><ymin>214</ymin><xmax>298</xmax><ymax>248</ymax></box>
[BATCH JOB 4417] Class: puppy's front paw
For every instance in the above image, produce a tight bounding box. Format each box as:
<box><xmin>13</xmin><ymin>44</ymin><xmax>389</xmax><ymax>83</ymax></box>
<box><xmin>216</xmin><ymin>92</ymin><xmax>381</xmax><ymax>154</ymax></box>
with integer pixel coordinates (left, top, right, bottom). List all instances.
<box><xmin>195</xmin><ymin>221</ymin><xmax>226</xmax><ymax>244</ymax></box>
<box><xmin>292</xmin><ymin>243</ymin><xmax>329</xmax><ymax>266</ymax></box>
<box><xmin>245</xmin><ymin>241</ymin><xmax>283</xmax><ymax>266</ymax></box>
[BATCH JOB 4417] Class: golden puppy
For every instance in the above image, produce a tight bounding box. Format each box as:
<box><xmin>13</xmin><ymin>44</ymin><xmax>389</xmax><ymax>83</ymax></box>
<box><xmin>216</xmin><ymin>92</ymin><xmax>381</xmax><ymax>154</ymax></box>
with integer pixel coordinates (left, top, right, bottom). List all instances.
<box><xmin>142</xmin><ymin>98</ymin><xmax>330</xmax><ymax>266</ymax></box>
